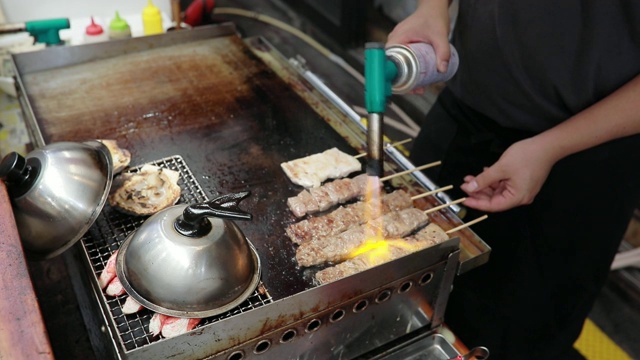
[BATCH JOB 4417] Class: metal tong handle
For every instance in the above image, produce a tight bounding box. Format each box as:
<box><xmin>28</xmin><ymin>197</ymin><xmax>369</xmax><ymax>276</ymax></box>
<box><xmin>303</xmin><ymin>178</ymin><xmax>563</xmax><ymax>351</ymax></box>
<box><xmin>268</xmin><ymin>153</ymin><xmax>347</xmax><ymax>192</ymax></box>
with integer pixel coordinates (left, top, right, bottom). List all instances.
<box><xmin>174</xmin><ymin>191</ymin><xmax>252</xmax><ymax>237</ymax></box>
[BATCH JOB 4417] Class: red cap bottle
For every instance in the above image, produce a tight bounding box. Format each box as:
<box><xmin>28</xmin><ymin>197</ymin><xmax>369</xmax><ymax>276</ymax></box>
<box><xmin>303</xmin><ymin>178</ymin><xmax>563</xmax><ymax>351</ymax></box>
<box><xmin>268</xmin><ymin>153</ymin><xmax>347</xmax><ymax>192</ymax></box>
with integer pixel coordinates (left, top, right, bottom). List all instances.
<box><xmin>84</xmin><ymin>17</ymin><xmax>108</xmax><ymax>43</ymax></box>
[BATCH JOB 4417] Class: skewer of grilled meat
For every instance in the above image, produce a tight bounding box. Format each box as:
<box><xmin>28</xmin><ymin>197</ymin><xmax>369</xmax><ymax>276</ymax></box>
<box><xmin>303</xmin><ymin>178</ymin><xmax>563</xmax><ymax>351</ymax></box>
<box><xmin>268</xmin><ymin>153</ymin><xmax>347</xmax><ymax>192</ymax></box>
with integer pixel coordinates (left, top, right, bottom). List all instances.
<box><xmin>287</xmin><ymin>161</ymin><xmax>441</xmax><ymax>218</ymax></box>
<box><xmin>287</xmin><ymin>174</ymin><xmax>370</xmax><ymax>217</ymax></box>
<box><xmin>295</xmin><ymin>207</ymin><xmax>430</xmax><ymax>267</ymax></box>
<box><xmin>287</xmin><ymin>189</ymin><xmax>411</xmax><ymax>244</ymax></box>
<box><xmin>315</xmin><ymin>223</ymin><xmax>449</xmax><ymax>284</ymax></box>
<box><xmin>315</xmin><ymin>214</ymin><xmax>489</xmax><ymax>284</ymax></box>
<box><xmin>286</xmin><ymin>185</ymin><xmax>452</xmax><ymax>244</ymax></box>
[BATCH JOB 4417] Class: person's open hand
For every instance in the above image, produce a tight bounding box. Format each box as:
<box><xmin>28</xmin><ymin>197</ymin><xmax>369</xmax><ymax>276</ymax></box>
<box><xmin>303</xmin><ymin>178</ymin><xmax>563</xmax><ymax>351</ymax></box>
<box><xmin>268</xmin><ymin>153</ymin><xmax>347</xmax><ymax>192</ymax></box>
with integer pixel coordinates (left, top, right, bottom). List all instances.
<box><xmin>460</xmin><ymin>138</ymin><xmax>557</xmax><ymax>212</ymax></box>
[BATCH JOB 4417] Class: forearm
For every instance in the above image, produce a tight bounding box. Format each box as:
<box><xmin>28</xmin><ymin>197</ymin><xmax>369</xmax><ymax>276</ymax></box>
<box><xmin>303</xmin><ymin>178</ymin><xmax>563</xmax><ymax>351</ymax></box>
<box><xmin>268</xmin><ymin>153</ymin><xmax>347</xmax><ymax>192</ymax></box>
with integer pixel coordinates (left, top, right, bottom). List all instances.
<box><xmin>532</xmin><ymin>75</ymin><xmax>640</xmax><ymax>163</ymax></box>
<box><xmin>415</xmin><ymin>0</ymin><xmax>451</xmax><ymax>30</ymax></box>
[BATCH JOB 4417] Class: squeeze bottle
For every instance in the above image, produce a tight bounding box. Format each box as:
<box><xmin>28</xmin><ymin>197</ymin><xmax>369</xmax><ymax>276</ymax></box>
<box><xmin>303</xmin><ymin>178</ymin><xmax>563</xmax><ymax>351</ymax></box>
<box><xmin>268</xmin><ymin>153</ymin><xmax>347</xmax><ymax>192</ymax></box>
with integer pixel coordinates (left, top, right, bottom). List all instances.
<box><xmin>143</xmin><ymin>0</ymin><xmax>164</xmax><ymax>35</ymax></box>
<box><xmin>84</xmin><ymin>17</ymin><xmax>108</xmax><ymax>43</ymax></box>
<box><xmin>108</xmin><ymin>11</ymin><xmax>131</xmax><ymax>40</ymax></box>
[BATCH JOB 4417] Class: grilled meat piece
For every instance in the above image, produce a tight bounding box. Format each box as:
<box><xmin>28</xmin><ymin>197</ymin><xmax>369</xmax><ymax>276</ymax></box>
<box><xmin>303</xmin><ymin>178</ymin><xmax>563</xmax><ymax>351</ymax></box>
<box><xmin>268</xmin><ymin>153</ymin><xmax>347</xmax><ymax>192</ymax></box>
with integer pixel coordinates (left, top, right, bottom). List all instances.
<box><xmin>315</xmin><ymin>223</ymin><xmax>449</xmax><ymax>284</ymax></box>
<box><xmin>122</xmin><ymin>296</ymin><xmax>144</xmax><ymax>315</ymax></box>
<box><xmin>161</xmin><ymin>317</ymin><xmax>202</xmax><ymax>338</ymax></box>
<box><xmin>287</xmin><ymin>189</ymin><xmax>319</xmax><ymax>217</ymax></box>
<box><xmin>98</xmin><ymin>250</ymin><xmax>118</xmax><ymax>289</ymax></box>
<box><xmin>287</xmin><ymin>174</ymin><xmax>377</xmax><ymax>218</ymax></box>
<box><xmin>98</xmin><ymin>139</ymin><xmax>131</xmax><ymax>174</ymax></box>
<box><xmin>286</xmin><ymin>190</ymin><xmax>414</xmax><ymax>244</ymax></box>
<box><xmin>149</xmin><ymin>313</ymin><xmax>168</xmax><ymax>337</ymax></box>
<box><xmin>416</xmin><ymin>222</ymin><xmax>450</xmax><ymax>244</ymax></box>
<box><xmin>330</xmin><ymin>177</ymin><xmax>360</xmax><ymax>203</ymax></box>
<box><xmin>296</xmin><ymin>208</ymin><xmax>429</xmax><ymax>267</ymax></box>
<box><xmin>105</xmin><ymin>276</ymin><xmax>126</xmax><ymax>297</ymax></box>
<box><xmin>108</xmin><ymin>164</ymin><xmax>181</xmax><ymax>216</ymax></box>
<box><xmin>309</xmin><ymin>184</ymin><xmax>337</xmax><ymax>212</ymax></box>
<box><xmin>149</xmin><ymin>313</ymin><xmax>202</xmax><ymax>338</ymax></box>
<box><xmin>281</xmin><ymin>147</ymin><xmax>362</xmax><ymax>188</ymax></box>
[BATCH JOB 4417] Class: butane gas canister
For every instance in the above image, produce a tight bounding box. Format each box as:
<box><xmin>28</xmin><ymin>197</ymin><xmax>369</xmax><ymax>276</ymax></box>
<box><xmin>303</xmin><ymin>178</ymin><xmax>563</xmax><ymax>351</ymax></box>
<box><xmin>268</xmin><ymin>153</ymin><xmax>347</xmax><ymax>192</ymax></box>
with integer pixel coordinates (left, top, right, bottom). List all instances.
<box><xmin>386</xmin><ymin>43</ymin><xmax>459</xmax><ymax>94</ymax></box>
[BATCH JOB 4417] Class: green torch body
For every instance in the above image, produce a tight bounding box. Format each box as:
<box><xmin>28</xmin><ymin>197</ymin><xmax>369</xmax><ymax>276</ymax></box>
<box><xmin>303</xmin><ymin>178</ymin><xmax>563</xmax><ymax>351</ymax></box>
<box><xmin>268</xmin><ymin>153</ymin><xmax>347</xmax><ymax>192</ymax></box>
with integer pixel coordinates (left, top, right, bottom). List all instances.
<box><xmin>364</xmin><ymin>42</ymin><xmax>398</xmax><ymax>176</ymax></box>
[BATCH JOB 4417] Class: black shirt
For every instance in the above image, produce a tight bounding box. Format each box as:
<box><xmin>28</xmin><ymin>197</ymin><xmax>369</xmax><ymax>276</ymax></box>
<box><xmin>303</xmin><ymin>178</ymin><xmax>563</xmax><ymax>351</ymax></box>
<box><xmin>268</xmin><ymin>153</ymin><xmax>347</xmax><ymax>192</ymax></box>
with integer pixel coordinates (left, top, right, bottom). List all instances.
<box><xmin>447</xmin><ymin>0</ymin><xmax>640</xmax><ymax>132</ymax></box>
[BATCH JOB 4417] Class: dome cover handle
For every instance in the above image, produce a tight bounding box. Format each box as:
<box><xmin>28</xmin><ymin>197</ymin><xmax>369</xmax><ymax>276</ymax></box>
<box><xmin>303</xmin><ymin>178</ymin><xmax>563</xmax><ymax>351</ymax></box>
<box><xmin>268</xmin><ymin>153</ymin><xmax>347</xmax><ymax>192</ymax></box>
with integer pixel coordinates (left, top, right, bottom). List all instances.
<box><xmin>174</xmin><ymin>191</ymin><xmax>252</xmax><ymax>237</ymax></box>
<box><xmin>0</xmin><ymin>152</ymin><xmax>40</xmax><ymax>198</ymax></box>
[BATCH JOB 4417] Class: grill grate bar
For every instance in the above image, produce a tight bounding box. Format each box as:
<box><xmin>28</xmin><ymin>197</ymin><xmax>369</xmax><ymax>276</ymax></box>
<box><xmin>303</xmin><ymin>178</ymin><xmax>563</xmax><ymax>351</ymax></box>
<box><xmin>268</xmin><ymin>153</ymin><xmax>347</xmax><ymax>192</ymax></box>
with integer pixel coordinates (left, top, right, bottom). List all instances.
<box><xmin>80</xmin><ymin>155</ymin><xmax>272</xmax><ymax>353</ymax></box>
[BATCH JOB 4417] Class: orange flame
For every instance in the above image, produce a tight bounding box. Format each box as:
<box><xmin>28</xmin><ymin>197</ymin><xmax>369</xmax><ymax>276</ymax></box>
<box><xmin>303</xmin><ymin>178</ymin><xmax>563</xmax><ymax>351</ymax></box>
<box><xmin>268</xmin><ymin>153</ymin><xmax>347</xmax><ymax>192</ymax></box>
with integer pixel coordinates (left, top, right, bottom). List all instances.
<box><xmin>356</xmin><ymin>175</ymin><xmax>387</xmax><ymax>263</ymax></box>
<box><xmin>348</xmin><ymin>237</ymin><xmax>424</xmax><ymax>264</ymax></box>
<box><xmin>349</xmin><ymin>176</ymin><xmax>425</xmax><ymax>263</ymax></box>
<box><xmin>349</xmin><ymin>236</ymin><xmax>387</xmax><ymax>258</ymax></box>
<box><xmin>363</xmin><ymin>175</ymin><xmax>383</xmax><ymax>236</ymax></box>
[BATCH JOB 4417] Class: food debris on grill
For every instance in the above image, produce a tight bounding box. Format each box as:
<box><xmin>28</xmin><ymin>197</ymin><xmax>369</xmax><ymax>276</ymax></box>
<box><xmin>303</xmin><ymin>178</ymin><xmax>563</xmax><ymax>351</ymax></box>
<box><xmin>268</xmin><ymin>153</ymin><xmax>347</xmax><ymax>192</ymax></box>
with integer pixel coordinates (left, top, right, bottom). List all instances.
<box><xmin>315</xmin><ymin>223</ymin><xmax>449</xmax><ymax>284</ymax></box>
<box><xmin>280</xmin><ymin>147</ymin><xmax>362</xmax><ymax>188</ymax></box>
<box><xmin>108</xmin><ymin>164</ymin><xmax>181</xmax><ymax>216</ymax></box>
<box><xmin>295</xmin><ymin>208</ymin><xmax>430</xmax><ymax>267</ymax></box>
<box><xmin>257</xmin><ymin>283</ymin><xmax>268</xmax><ymax>296</ymax></box>
<box><xmin>98</xmin><ymin>139</ymin><xmax>131</xmax><ymax>174</ymax></box>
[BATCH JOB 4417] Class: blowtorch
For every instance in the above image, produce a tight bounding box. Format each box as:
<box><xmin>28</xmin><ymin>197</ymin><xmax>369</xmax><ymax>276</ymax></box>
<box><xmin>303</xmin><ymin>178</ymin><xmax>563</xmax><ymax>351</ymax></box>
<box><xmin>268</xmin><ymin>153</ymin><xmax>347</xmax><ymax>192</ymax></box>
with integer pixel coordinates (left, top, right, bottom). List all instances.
<box><xmin>364</xmin><ymin>41</ymin><xmax>459</xmax><ymax>176</ymax></box>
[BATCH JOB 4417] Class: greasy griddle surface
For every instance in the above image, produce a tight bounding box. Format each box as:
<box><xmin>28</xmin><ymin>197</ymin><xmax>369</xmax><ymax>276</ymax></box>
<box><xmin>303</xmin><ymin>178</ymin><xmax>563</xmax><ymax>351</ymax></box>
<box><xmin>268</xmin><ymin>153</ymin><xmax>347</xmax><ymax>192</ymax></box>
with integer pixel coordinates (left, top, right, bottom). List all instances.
<box><xmin>22</xmin><ymin>35</ymin><xmax>359</xmax><ymax>297</ymax></box>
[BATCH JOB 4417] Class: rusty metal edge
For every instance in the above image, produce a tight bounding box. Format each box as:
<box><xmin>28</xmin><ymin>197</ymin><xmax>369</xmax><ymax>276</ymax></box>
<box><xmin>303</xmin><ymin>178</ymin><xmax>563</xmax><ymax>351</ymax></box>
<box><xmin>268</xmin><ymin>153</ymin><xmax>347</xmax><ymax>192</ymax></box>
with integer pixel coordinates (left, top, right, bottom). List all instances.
<box><xmin>0</xmin><ymin>182</ymin><xmax>54</xmax><ymax>359</ymax></box>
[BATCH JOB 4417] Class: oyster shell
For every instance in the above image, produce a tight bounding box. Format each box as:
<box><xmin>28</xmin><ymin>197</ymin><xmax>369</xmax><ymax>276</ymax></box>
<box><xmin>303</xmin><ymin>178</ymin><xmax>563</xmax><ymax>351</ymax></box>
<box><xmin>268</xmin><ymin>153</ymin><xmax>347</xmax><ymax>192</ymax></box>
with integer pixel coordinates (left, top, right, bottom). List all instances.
<box><xmin>98</xmin><ymin>139</ymin><xmax>131</xmax><ymax>174</ymax></box>
<box><xmin>108</xmin><ymin>164</ymin><xmax>181</xmax><ymax>216</ymax></box>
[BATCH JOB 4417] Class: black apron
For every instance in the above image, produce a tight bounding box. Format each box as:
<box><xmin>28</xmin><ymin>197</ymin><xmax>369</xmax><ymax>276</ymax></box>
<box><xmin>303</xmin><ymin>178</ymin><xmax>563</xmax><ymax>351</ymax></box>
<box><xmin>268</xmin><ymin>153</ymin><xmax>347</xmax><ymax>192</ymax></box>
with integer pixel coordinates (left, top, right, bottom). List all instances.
<box><xmin>410</xmin><ymin>88</ymin><xmax>640</xmax><ymax>359</ymax></box>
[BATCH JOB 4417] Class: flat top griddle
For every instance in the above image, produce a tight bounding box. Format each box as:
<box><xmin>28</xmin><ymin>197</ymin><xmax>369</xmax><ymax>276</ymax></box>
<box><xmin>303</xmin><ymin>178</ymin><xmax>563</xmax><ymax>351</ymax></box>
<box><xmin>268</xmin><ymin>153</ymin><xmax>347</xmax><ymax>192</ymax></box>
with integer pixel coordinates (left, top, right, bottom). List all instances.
<box><xmin>13</xmin><ymin>24</ymin><xmax>489</xmax><ymax>300</ymax></box>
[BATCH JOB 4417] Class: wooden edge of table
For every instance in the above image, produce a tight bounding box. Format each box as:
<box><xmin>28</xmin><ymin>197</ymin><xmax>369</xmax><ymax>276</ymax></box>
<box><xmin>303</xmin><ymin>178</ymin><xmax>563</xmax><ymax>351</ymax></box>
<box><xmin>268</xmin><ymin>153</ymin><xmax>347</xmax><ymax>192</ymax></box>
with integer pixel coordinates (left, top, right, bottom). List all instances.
<box><xmin>0</xmin><ymin>181</ymin><xmax>54</xmax><ymax>359</ymax></box>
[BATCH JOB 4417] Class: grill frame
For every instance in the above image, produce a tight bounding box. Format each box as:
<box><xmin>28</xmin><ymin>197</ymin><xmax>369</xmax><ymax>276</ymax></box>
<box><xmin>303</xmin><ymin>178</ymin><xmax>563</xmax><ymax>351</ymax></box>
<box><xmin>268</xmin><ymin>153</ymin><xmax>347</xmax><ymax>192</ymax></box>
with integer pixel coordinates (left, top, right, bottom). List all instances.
<box><xmin>11</xmin><ymin>24</ymin><xmax>488</xmax><ymax>359</ymax></box>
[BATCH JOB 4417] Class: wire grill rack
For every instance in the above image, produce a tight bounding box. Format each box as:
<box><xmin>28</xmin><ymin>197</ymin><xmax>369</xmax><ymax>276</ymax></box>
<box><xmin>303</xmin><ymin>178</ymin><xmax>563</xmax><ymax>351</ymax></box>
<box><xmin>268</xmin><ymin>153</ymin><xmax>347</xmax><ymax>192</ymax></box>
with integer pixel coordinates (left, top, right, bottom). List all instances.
<box><xmin>80</xmin><ymin>155</ymin><xmax>273</xmax><ymax>353</ymax></box>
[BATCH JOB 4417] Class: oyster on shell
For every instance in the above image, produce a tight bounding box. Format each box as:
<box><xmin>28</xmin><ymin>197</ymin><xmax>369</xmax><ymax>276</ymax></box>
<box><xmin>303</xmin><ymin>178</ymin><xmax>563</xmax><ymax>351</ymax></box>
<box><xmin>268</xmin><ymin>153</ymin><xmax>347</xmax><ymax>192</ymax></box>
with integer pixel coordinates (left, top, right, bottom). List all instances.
<box><xmin>98</xmin><ymin>139</ymin><xmax>131</xmax><ymax>174</ymax></box>
<box><xmin>108</xmin><ymin>164</ymin><xmax>181</xmax><ymax>216</ymax></box>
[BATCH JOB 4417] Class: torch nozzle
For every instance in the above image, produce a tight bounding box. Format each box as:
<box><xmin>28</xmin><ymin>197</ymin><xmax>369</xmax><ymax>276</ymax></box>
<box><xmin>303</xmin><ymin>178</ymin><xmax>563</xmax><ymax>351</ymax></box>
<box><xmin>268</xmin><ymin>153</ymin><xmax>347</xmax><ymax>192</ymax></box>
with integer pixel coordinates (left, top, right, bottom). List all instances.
<box><xmin>366</xmin><ymin>112</ymin><xmax>384</xmax><ymax>177</ymax></box>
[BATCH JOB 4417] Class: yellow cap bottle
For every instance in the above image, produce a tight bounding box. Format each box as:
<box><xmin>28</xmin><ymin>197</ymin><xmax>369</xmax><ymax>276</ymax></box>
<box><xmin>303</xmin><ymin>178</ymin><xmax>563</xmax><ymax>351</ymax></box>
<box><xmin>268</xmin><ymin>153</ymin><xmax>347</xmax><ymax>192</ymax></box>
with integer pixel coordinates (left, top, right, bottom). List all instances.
<box><xmin>143</xmin><ymin>0</ymin><xmax>163</xmax><ymax>35</ymax></box>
